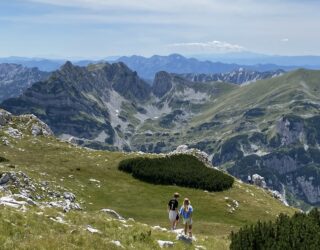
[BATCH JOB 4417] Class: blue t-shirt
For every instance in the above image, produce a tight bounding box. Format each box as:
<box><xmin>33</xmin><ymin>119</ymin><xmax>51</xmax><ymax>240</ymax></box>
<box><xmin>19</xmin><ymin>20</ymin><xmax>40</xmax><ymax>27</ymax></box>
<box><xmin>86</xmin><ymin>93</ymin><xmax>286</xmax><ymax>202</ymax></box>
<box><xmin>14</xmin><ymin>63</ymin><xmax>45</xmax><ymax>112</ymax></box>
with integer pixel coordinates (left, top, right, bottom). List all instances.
<box><xmin>179</xmin><ymin>205</ymin><xmax>193</xmax><ymax>219</ymax></box>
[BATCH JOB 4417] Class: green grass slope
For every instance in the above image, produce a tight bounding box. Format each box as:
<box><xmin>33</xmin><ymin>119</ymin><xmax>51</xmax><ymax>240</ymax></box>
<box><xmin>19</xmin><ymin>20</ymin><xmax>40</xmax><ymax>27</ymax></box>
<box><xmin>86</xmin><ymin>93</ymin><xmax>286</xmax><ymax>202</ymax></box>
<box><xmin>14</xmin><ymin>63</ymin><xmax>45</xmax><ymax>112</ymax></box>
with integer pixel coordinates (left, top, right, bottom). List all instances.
<box><xmin>193</xmin><ymin>69</ymin><xmax>320</xmax><ymax>126</ymax></box>
<box><xmin>0</xmin><ymin>116</ymin><xmax>295</xmax><ymax>249</ymax></box>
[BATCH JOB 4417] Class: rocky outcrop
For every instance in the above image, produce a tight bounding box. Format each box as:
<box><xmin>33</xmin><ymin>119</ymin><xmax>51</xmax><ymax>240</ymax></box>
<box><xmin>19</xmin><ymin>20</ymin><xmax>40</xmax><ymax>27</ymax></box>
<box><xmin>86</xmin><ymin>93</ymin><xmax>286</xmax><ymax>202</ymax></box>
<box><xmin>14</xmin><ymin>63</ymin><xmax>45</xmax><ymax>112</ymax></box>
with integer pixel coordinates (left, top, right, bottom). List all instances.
<box><xmin>0</xmin><ymin>109</ymin><xmax>53</xmax><ymax>138</ymax></box>
<box><xmin>0</xmin><ymin>171</ymin><xmax>81</xmax><ymax>212</ymax></box>
<box><xmin>170</xmin><ymin>145</ymin><xmax>212</xmax><ymax>168</ymax></box>
<box><xmin>276</xmin><ymin>116</ymin><xmax>304</xmax><ymax>146</ymax></box>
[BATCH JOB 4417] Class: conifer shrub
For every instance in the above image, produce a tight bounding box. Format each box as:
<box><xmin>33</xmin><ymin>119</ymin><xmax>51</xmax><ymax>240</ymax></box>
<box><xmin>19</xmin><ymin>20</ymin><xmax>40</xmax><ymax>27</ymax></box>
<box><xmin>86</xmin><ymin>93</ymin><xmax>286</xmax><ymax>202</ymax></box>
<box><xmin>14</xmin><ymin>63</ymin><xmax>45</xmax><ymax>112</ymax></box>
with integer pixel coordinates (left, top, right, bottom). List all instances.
<box><xmin>118</xmin><ymin>154</ymin><xmax>234</xmax><ymax>191</ymax></box>
<box><xmin>230</xmin><ymin>208</ymin><xmax>320</xmax><ymax>250</ymax></box>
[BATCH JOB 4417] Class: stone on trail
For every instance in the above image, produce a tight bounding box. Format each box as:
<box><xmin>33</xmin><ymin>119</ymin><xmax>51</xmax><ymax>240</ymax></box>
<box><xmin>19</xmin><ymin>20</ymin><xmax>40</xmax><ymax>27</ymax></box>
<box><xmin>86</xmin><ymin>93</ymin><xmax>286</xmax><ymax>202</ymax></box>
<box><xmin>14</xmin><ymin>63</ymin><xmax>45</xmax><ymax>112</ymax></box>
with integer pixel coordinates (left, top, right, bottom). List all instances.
<box><xmin>86</xmin><ymin>225</ymin><xmax>101</xmax><ymax>234</ymax></box>
<box><xmin>111</xmin><ymin>240</ymin><xmax>124</xmax><ymax>248</ymax></box>
<box><xmin>89</xmin><ymin>178</ymin><xmax>100</xmax><ymax>183</ymax></box>
<box><xmin>176</xmin><ymin>234</ymin><xmax>193</xmax><ymax>244</ymax></box>
<box><xmin>172</xmin><ymin>228</ymin><xmax>184</xmax><ymax>235</ymax></box>
<box><xmin>152</xmin><ymin>225</ymin><xmax>168</xmax><ymax>232</ymax></box>
<box><xmin>195</xmin><ymin>245</ymin><xmax>207</xmax><ymax>250</ymax></box>
<box><xmin>101</xmin><ymin>208</ymin><xmax>124</xmax><ymax>220</ymax></box>
<box><xmin>50</xmin><ymin>216</ymin><xmax>66</xmax><ymax>224</ymax></box>
<box><xmin>157</xmin><ymin>240</ymin><xmax>174</xmax><ymax>248</ymax></box>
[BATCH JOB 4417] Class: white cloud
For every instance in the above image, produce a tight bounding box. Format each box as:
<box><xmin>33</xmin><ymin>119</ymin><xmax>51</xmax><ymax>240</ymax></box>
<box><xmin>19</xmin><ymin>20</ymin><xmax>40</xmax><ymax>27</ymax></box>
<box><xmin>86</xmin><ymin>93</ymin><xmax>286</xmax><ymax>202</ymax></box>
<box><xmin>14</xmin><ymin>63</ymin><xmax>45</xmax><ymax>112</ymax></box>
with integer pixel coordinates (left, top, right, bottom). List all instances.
<box><xmin>169</xmin><ymin>41</ymin><xmax>246</xmax><ymax>52</ymax></box>
<box><xmin>281</xmin><ymin>38</ymin><xmax>289</xmax><ymax>42</ymax></box>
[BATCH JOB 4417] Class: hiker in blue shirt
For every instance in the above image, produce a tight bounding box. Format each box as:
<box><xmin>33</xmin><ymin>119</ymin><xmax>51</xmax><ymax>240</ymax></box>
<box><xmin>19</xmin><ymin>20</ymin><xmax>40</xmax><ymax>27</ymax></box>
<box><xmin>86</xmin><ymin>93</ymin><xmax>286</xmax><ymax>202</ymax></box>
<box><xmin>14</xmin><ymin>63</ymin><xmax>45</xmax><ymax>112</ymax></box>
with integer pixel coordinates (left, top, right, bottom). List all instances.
<box><xmin>179</xmin><ymin>198</ymin><xmax>193</xmax><ymax>237</ymax></box>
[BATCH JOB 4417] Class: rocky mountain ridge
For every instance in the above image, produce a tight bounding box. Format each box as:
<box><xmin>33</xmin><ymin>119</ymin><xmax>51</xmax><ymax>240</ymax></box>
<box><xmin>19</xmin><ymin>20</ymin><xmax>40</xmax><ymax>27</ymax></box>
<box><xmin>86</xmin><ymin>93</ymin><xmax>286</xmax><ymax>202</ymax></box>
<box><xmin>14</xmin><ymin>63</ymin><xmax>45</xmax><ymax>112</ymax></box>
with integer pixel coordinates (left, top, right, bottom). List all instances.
<box><xmin>1</xmin><ymin>62</ymin><xmax>237</xmax><ymax>150</ymax></box>
<box><xmin>178</xmin><ymin>68</ymin><xmax>285</xmax><ymax>85</ymax></box>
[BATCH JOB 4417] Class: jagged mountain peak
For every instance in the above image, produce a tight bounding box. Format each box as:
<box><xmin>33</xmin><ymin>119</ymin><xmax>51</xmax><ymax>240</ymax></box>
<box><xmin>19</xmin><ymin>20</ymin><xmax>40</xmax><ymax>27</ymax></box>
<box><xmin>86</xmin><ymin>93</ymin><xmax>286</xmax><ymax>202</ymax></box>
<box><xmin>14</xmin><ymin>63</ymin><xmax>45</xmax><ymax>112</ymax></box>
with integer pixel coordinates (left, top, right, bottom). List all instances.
<box><xmin>153</xmin><ymin>71</ymin><xmax>173</xmax><ymax>98</ymax></box>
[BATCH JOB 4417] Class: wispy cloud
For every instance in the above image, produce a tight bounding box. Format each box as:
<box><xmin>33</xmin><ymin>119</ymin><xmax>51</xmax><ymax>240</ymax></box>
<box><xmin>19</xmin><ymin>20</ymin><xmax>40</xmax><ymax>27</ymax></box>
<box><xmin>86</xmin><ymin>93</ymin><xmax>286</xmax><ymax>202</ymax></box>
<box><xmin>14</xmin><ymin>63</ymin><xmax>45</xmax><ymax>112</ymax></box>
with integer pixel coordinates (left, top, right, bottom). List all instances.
<box><xmin>281</xmin><ymin>38</ymin><xmax>289</xmax><ymax>42</ymax></box>
<box><xmin>0</xmin><ymin>0</ymin><xmax>319</xmax><ymax>57</ymax></box>
<box><xmin>169</xmin><ymin>41</ymin><xmax>246</xmax><ymax>52</ymax></box>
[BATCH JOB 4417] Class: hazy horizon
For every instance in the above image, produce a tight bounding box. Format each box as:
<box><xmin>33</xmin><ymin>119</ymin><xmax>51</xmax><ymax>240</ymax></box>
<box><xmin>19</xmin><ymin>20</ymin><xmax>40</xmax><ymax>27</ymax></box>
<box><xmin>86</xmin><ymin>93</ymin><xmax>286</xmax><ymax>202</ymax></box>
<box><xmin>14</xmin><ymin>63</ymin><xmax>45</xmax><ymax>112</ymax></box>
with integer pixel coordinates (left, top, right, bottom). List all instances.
<box><xmin>0</xmin><ymin>0</ymin><xmax>320</xmax><ymax>58</ymax></box>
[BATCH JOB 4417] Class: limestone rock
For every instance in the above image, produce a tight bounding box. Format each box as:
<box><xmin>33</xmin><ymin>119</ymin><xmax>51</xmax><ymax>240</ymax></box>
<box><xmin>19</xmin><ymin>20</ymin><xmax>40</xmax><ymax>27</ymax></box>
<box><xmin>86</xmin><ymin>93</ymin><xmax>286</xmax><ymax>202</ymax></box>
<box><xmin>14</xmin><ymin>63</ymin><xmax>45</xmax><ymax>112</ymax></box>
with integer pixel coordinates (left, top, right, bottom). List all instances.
<box><xmin>0</xmin><ymin>109</ymin><xmax>11</xmax><ymax>126</ymax></box>
<box><xmin>157</xmin><ymin>240</ymin><xmax>174</xmax><ymax>248</ymax></box>
<box><xmin>252</xmin><ymin>174</ymin><xmax>267</xmax><ymax>188</ymax></box>
<box><xmin>101</xmin><ymin>208</ymin><xmax>124</xmax><ymax>220</ymax></box>
<box><xmin>63</xmin><ymin>192</ymin><xmax>76</xmax><ymax>202</ymax></box>
<box><xmin>170</xmin><ymin>145</ymin><xmax>211</xmax><ymax>167</ymax></box>
<box><xmin>5</xmin><ymin>127</ymin><xmax>22</xmax><ymax>139</ymax></box>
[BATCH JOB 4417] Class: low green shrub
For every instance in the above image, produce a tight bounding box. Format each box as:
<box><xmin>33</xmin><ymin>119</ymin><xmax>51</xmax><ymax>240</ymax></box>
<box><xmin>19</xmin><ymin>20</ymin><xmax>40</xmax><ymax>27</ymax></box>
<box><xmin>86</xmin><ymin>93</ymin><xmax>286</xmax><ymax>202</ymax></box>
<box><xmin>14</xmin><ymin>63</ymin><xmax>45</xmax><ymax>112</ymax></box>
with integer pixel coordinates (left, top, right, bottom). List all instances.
<box><xmin>118</xmin><ymin>154</ymin><xmax>234</xmax><ymax>192</ymax></box>
<box><xmin>0</xmin><ymin>156</ymin><xmax>9</xmax><ymax>163</ymax></box>
<box><xmin>230</xmin><ymin>208</ymin><xmax>320</xmax><ymax>250</ymax></box>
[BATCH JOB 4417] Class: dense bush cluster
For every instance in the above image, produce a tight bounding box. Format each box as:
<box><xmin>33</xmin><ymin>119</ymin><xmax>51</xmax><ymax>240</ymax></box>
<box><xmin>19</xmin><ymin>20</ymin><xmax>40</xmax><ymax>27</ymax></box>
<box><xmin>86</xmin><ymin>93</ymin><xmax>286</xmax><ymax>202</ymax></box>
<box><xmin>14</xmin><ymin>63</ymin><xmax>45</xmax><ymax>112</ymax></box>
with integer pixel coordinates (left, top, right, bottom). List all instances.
<box><xmin>118</xmin><ymin>154</ymin><xmax>234</xmax><ymax>192</ymax></box>
<box><xmin>230</xmin><ymin>208</ymin><xmax>320</xmax><ymax>250</ymax></box>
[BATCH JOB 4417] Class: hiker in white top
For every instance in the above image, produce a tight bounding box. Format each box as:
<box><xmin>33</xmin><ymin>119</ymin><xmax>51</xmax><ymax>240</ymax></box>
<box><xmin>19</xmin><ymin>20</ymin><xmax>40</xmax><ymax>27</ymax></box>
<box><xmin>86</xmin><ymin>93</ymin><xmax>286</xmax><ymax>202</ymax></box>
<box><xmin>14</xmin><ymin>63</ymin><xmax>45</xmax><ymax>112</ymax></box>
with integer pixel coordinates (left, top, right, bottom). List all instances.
<box><xmin>248</xmin><ymin>175</ymin><xmax>252</xmax><ymax>184</ymax></box>
<box><xmin>179</xmin><ymin>198</ymin><xmax>193</xmax><ymax>237</ymax></box>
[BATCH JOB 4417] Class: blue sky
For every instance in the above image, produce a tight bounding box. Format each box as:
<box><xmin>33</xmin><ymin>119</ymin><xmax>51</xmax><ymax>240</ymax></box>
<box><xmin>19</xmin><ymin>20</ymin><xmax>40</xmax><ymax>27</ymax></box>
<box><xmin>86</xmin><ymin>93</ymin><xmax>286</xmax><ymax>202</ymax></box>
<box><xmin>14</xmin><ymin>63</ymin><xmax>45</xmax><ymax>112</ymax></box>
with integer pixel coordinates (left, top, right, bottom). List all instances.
<box><xmin>0</xmin><ymin>0</ymin><xmax>319</xmax><ymax>58</ymax></box>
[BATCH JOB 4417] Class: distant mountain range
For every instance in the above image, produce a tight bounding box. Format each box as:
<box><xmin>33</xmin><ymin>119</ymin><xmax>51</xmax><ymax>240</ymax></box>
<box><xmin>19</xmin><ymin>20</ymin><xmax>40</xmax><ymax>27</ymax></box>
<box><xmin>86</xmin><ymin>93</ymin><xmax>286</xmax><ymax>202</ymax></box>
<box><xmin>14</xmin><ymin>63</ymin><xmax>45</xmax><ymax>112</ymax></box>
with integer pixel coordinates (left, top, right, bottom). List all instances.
<box><xmin>193</xmin><ymin>52</ymin><xmax>320</xmax><ymax>67</ymax></box>
<box><xmin>0</xmin><ymin>63</ymin><xmax>49</xmax><ymax>102</ymax></box>
<box><xmin>0</xmin><ymin>53</ymin><xmax>309</xmax><ymax>78</ymax></box>
<box><xmin>116</xmin><ymin>54</ymin><xmax>295</xmax><ymax>79</ymax></box>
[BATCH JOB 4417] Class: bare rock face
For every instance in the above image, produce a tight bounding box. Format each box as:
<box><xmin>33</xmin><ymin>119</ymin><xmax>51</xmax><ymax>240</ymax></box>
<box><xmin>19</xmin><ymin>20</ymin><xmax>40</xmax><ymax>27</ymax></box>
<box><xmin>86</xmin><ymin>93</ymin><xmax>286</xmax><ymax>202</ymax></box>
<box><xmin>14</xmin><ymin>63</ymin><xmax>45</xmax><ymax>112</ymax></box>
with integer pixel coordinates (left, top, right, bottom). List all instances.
<box><xmin>0</xmin><ymin>109</ymin><xmax>11</xmax><ymax>126</ymax></box>
<box><xmin>276</xmin><ymin>116</ymin><xmax>304</xmax><ymax>146</ymax></box>
<box><xmin>263</xmin><ymin>154</ymin><xmax>298</xmax><ymax>175</ymax></box>
<box><xmin>152</xmin><ymin>71</ymin><xmax>173</xmax><ymax>98</ymax></box>
<box><xmin>295</xmin><ymin>176</ymin><xmax>320</xmax><ymax>204</ymax></box>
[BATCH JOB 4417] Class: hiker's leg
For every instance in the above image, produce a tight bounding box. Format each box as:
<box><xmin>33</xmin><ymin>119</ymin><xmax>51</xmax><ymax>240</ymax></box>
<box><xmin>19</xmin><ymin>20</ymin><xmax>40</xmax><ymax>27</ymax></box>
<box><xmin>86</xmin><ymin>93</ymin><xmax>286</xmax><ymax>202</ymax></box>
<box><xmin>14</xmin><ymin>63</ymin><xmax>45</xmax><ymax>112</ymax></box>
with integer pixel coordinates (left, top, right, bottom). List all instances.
<box><xmin>184</xmin><ymin>223</ymin><xmax>188</xmax><ymax>235</ymax></box>
<box><xmin>188</xmin><ymin>225</ymin><xmax>192</xmax><ymax>237</ymax></box>
<box><xmin>171</xmin><ymin>220</ymin><xmax>175</xmax><ymax>230</ymax></box>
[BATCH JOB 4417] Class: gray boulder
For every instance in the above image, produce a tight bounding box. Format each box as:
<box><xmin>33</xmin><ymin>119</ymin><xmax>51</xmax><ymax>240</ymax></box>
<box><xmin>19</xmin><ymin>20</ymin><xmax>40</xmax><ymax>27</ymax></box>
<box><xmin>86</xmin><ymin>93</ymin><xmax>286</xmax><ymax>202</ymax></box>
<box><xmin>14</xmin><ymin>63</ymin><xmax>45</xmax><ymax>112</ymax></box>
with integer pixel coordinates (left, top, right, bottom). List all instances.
<box><xmin>101</xmin><ymin>208</ymin><xmax>124</xmax><ymax>220</ymax></box>
<box><xmin>0</xmin><ymin>173</ymin><xmax>11</xmax><ymax>185</ymax></box>
<box><xmin>0</xmin><ymin>109</ymin><xmax>11</xmax><ymax>126</ymax></box>
<box><xmin>63</xmin><ymin>192</ymin><xmax>76</xmax><ymax>202</ymax></box>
